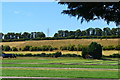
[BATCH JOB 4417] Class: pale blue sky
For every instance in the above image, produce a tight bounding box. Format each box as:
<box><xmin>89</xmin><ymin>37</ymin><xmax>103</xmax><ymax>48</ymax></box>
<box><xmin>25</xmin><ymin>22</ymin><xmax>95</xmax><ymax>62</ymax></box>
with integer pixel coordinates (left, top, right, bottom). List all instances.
<box><xmin>2</xmin><ymin>2</ymin><xmax>117</xmax><ymax>37</ymax></box>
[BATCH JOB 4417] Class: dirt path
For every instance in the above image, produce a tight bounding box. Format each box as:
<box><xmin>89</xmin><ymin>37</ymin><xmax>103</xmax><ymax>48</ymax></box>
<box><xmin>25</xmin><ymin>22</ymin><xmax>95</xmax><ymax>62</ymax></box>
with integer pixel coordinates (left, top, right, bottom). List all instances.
<box><xmin>1</xmin><ymin>76</ymin><xmax>118</xmax><ymax>80</ymax></box>
<box><xmin>2</xmin><ymin>62</ymin><xmax>119</xmax><ymax>65</ymax></box>
<box><xmin>1</xmin><ymin>67</ymin><xmax>118</xmax><ymax>71</ymax></box>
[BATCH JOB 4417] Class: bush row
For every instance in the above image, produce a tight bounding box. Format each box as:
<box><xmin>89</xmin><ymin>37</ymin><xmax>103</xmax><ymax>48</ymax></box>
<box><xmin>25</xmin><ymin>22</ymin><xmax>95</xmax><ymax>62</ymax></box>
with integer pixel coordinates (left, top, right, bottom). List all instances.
<box><xmin>1</xmin><ymin>45</ymin><xmax>120</xmax><ymax>51</ymax></box>
<box><xmin>60</xmin><ymin>45</ymin><xmax>120</xmax><ymax>51</ymax></box>
<box><xmin>103</xmin><ymin>53</ymin><xmax>120</xmax><ymax>58</ymax></box>
<box><xmin>103</xmin><ymin>45</ymin><xmax>120</xmax><ymax>50</ymax></box>
<box><xmin>2</xmin><ymin>45</ymin><xmax>57</xmax><ymax>51</ymax></box>
<box><xmin>14</xmin><ymin>52</ymin><xmax>81</xmax><ymax>57</ymax></box>
<box><xmin>60</xmin><ymin>44</ymin><xmax>84</xmax><ymax>51</ymax></box>
<box><xmin>3</xmin><ymin>52</ymin><xmax>119</xmax><ymax>58</ymax></box>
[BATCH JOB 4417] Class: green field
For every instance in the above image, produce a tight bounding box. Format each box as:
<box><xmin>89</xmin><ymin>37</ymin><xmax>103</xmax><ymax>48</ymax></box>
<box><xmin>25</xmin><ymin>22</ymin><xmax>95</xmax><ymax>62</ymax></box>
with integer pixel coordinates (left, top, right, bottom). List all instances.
<box><xmin>2</xmin><ymin>57</ymin><xmax>118</xmax><ymax>64</ymax></box>
<box><xmin>2</xmin><ymin>63</ymin><xmax>118</xmax><ymax>69</ymax></box>
<box><xmin>2</xmin><ymin>69</ymin><xmax>118</xmax><ymax>79</ymax></box>
<box><xmin>2</xmin><ymin>57</ymin><xmax>119</xmax><ymax>79</ymax></box>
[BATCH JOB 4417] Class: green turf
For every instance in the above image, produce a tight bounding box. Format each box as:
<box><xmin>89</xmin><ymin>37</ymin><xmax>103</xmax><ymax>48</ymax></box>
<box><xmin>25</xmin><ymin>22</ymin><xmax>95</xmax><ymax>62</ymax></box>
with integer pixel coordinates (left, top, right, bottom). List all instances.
<box><xmin>2</xmin><ymin>69</ymin><xmax>119</xmax><ymax>79</ymax></box>
<box><xmin>2</xmin><ymin>57</ymin><xmax>118</xmax><ymax>65</ymax></box>
<box><xmin>2</xmin><ymin>57</ymin><xmax>119</xmax><ymax>79</ymax></box>
<box><xmin>2</xmin><ymin>64</ymin><xmax>118</xmax><ymax>69</ymax></box>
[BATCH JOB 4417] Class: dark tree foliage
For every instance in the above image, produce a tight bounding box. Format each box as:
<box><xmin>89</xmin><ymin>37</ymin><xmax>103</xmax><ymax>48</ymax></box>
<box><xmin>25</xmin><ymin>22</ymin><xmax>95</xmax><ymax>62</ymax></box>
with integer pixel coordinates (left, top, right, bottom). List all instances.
<box><xmin>82</xmin><ymin>47</ymin><xmax>89</xmax><ymax>58</ymax></box>
<box><xmin>53</xmin><ymin>52</ymin><xmax>62</xmax><ymax>58</ymax></box>
<box><xmin>12</xmin><ymin>47</ymin><xmax>18</xmax><ymax>51</ymax></box>
<box><xmin>2</xmin><ymin>45</ymin><xmax>11</xmax><ymax>51</ymax></box>
<box><xmin>22</xmin><ymin>46</ymin><xmax>32</xmax><ymax>51</ymax></box>
<box><xmin>88</xmin><ymin>42</ymin><xmax>102</xmax><ymax>59</ymax></box>
<box><xmin>82</xmin><ymin>42</ymin><xmax>102</xmax><ymax>59</ymax></box>
<box><xmin>59</xmin><ymin>2</ymin><xmax>120</xmax><ymax>26</ymax></box>
<box><xmin>115</xmin><ymin>45</ymin><xmax>120</xmax><ymax>50</ymax></box>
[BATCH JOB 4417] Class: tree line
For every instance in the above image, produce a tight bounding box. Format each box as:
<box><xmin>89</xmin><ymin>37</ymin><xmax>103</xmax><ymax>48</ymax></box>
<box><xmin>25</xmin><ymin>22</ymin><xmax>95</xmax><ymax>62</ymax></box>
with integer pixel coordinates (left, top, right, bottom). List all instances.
<box><xmin>54</xmin><ymin>27</ymin><xmax>120</xmax><ymax>37</ymax></box>
<box><xmin>0</xmin><ymin>32</ymin><xmax>45</xmax><ymax>39</ymax></box>
<box><xmin>0</xmin><ymin>27</ymin><xmax>120</xmax><ymax>42</ymax></box>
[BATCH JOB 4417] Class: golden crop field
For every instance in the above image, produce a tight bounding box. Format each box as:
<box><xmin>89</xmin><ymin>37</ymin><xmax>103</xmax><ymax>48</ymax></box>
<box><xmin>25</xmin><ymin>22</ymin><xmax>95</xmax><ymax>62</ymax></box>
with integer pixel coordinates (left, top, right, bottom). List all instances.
<box><xmin>3</xmin><ymin>50</ymin><xmax>118</xmax><ymax>56</ymax></box>
<box><xmin>0</xmin><ymin>38</ymin><xmax>119</xmax><ymax>48</ymax></box>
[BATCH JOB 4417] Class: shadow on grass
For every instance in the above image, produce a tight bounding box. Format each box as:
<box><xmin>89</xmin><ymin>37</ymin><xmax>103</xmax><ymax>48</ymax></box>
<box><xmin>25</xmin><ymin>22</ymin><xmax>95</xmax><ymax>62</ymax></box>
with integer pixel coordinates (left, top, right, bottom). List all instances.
<box><xmin>1</xmin><ymin>78</ymin><xmax>53</xmax><ymax>80</ymax></box>
<box><xmin>99</xmin><ymin>58</ymin><xmax>118</xmax><ymax>61</ymax></box>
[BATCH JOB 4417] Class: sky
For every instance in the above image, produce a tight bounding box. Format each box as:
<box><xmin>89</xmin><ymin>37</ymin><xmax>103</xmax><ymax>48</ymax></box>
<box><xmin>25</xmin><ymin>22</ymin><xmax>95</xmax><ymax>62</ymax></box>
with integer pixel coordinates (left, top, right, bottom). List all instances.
<box><xmin>2</xmin><ymin>2</ymin><xmax>118</xmax><ymax>37</ymax></box>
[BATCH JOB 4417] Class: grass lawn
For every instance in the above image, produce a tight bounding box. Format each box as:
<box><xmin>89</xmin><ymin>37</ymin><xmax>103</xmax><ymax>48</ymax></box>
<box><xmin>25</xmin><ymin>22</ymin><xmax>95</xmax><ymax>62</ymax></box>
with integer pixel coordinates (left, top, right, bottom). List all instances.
<box><xmin>2</xmin><ymin>64</ymin><xmax>118</xmax><ymax>69</ymax></box>
<box><xmin>2</xmin><ymin>57</ymin><xmax>119</xmax><ymax>68</ymax></box>
<box><xmin>2</xmin><ymin>68</ymin><xmax>119</xmax><ymax>79</ymax></box>
<box><xmin>2</xmin><ymin>57</ymin><xmax>119</xmax><ymax>79</ymax></box>
<box><xmin>2</xmin><ymin>57</ymin><xmax>118</xmax><ymax>64</ymax></box>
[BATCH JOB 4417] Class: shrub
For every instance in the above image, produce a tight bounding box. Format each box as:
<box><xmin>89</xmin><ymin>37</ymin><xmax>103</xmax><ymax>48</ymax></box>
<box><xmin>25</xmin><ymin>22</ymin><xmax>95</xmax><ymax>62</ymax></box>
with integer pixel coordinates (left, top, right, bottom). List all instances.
<box><xmin>53</xmin><ymin>52</ymin><xmax>62</xmax><ymax>58</ymax></box>
<box><xmin>12</xmin><ymin>47</ymin><xmax>18</xmax><ymax>51</ymax></box>
<box><xmin>103</xmin><ymin>45</ymin><xmax>115</xmax><ymax>50</ymax></box>
<box><xmin>82</xmin><ymin>42</ymin><xmax>102</xmax><ymax>59</ymax></box>
<box><xmin>22</xmin><ymin>46</ymin><xmax>32</xmax><ymax>51</ymax></box>
<box><xmin>60</xmin><ymin>45</ymin><xmax>77</xmax><ymax>51</ymax></box>
<box><xmin>115</xmin><ymin>45</ymin><xmax>120</xmax><ymax>50</ymax></box>
<box><xmin>2</xmin><ymin>45</ymin><xmax>11</xmax><ymax>51</ymax></box>
<box><xmin>24</xmin><ymin>53</ymin><xmax>32</xmax><ymax>57</ymax></box>
<box><xmin>29</xmin><ymin>46</ymin><xmax>38</xmax><ymax>51</ymax></box>
<box><xmin>76</xmin><ymin>44</ymin><xmax>83</xmax><ymax>51</ymax></box>
<box><xmin>40</xmin><ymin>53</ymin><xmax>46</xmax><ymax>57</ymax></box>
<box><xmin>62</xmin><ymin>54</ymin><xmax>81</xmax><ymax>57</ymax></box>
<box><xmin>60</xmin><ymin>46</ymin><xmax>68</xmax><ymax>50</ymax></box>
<box><xmin>88</xmin><ymin>42</ymin><xmax>102</xmax><ymax>59</ymax></box>
<box><xmin>109</xmin><ymin>53</ymin><xmax>120</xmax><ymax>58</ymax></box>
<box><xmin>67</xmin><ymin>45</ymin><xmax>75</xmax><ymax>51</ymax></box>
<box><xmin>19</xmin><ymin>48</ymin><xmax>22</xmax><ymax>51</ymax></box>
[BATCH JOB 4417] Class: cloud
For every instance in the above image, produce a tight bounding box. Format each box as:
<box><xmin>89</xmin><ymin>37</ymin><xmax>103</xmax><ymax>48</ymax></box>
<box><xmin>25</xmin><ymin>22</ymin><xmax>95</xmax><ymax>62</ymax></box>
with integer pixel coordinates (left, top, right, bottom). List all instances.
<box><xmin>14</xmin><ymin>11</ymin><xmax>20</xmax><ymax>14</ymax></box>
<box><xmin>13</xmin><ymin>10</ymin><xmax>32</xmax><ymax>17</ymax></box>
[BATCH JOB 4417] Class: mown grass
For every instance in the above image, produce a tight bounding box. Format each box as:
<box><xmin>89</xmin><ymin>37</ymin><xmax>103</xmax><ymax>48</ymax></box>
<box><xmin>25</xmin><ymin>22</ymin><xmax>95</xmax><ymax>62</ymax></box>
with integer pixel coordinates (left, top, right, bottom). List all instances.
<box><xmin>2</xmin><ymin>64</ymin><xmax>118</xmax><ymax>69</ymax></box>
<box><xmin>2</xmin><ymin>69</ymin><xmax>119</xmax><ymax>79</ymax></box>
<box><xmin>2</xmin><ymin>57</ymin><xmax>118</xmax><ymax>64</ymax></box>
<box><xmin>2</xmin><ymin>57</ymin><xmax>118</xmax><ymax>69</ymax></box>
<box><xmin>2</xmin><ymin>57</ymin><xmax>119</xmax><ymax>79</ymax></box>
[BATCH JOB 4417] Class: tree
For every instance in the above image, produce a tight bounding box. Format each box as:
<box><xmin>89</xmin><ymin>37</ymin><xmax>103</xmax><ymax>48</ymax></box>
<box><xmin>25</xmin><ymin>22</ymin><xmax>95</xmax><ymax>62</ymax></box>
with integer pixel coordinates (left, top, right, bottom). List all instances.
<box><xmin>111</xmin><ymin>28</ymin><xmax>117</xmax><ymax>35</ymax></box>
<box><xmin>58</xmin><ymin>30</ymin><xmax>64</xmax><ymax>37</ymax></box>
<box><xmin>82</xmin><ymin>47</ymin><xmax>89</xmax><ymax>58</ymax></box>
<box><xmin>36</xmin><ymin>32</ymin><xmax>46</xmax><ymax>38</ymax></box>
<box><xmin>54</xmin><ymin>33</ymin><xmax>59</xmax><ymax>37</ymax></box>
<box><xmin>59</xmin><ymin>2</ymin><xmax>120</xmax><ymax>26</ymax></box>
<box><xmin>103</xmin><ymin>27</ymin><xmax>111</xmax><ymax>36</ymax></box>
<box><xmin>22</xmin><ymin>32</ymin><xmax>31</xmax><ymax>39</ymax></box>
<box><xmin>75</xmin><ymin>29</ymin><xmax>81</xmax><ymax>36</ymax></box>
<box><xmin>88</xmin><ymin>42</ymin><xmax>102</xmax><ymax>59</ymax></box>
<box><xmin>82</xmin><ymin>42</ymin><xmax>102</xmax><ymax>59</ymax></box>
<box><xmin>0</xmin><ymin>33</ymin><xmax>4</xmax><ymax>39</ymax></box>
<box><xmin>81</xmin><ymin>30</ymin><xmax>86</xmax><ymax>36</ymax></box>
<box><xmin>95</xmin><ymin>28</ymin><xmax>102</xmax><ymax>36</ymax></box>
<box><xmin>86</xmin><ymin>28</ymin><xmax>90</xmax><ymax>36</ymax></box>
